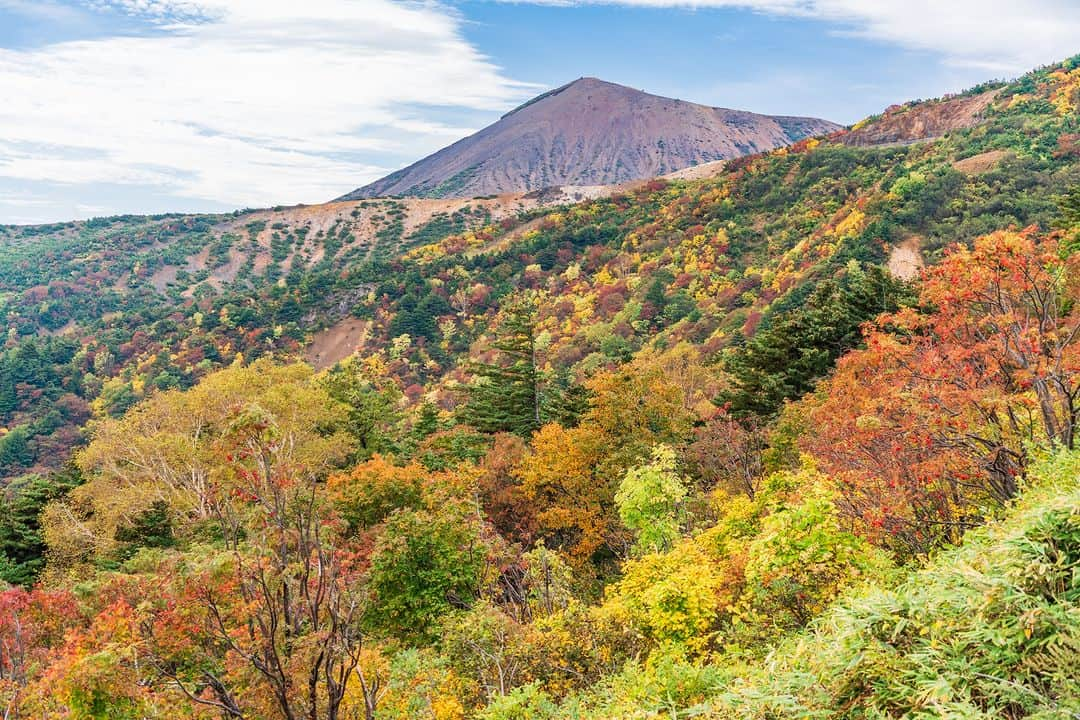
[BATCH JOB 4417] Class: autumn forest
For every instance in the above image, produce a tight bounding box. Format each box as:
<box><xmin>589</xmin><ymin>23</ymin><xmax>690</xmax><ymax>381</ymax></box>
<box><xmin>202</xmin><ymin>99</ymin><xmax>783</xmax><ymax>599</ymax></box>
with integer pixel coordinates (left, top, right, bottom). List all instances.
<box><xmin>0</xmin><ymin>55</ymin><xmax>1080</xmax><ymax>719</ymax></box>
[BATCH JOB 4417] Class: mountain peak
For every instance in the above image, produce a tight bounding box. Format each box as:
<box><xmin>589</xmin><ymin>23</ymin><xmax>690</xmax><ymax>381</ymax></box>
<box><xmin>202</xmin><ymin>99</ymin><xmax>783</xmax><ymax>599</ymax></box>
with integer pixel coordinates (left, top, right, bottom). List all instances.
<box><xmin>499</xmin><ymin>76</ymin><xmax>628</xmax><ymax>120</ymax></box>
<box><xmin>338</xmin><ymin>80</ymin><xmax>840</xmax><ymax>201</ymax></box>
<box><xmin>569</xmin><ymin>75</ymin><xmax>606</xmax><ymax>85</ymax></box>
<box><xmin>561</xmin><ymin>76</ymin><xmax>680</xmax><ymax>97</ymax></box>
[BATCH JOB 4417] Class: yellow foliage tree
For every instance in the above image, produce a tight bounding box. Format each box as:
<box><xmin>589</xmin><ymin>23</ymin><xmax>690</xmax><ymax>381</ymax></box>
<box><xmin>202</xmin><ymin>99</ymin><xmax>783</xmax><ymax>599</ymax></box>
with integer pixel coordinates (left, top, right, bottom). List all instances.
<box><xmin>600</xmin><ymin>538</ymin><xmax>725</xmax><ymax>654</ymax></box>
<box><xmin>44</xmin><ymin>359</ymin><xmax>351</xmax><ymax>577</ymax></box>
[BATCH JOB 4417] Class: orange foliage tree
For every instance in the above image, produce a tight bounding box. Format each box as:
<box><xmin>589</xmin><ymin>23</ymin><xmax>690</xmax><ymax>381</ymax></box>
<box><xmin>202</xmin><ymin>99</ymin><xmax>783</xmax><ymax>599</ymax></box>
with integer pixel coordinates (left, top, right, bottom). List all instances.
<box><xmin>327</xmin><ymin>454</ymin><xmax>426</xmax><ymax>535</ymax></box>
<box><xmin>515</xmin><ymin>345</ymin><xmax>711</xmax><ymax>564</ymax></box>
<box><xmin>805</xmin><ymin>229</ymin><xmax>1080</xmax><ymax>554</ymax></box>
<box><xmin>515</xmin><ymin>423</ymin><xmax>607</xmax><ymax>564</ymax></box>
<box><xmin>133</xmin><ymin>404</ymin><xmax>371</xmax><ymax>720</ymax></box>
<box><xmin>0</xmin><ymin>586</ymin><xmax>82</xmax><ymax>717</ymax></box>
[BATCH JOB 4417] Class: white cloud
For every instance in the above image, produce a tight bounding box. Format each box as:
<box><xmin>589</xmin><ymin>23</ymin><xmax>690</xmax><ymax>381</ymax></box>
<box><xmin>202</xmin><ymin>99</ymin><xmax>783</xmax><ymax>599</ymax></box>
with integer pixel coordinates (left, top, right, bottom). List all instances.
<box><xmin>515</xmin><ymin>0</ymin><xmax>1080</xmax><ymax>74</ymax></box>
<box><xmin>0</xmin><ymin>0</ymin><xmax>534</xmax><ymax>216</ymax></box>
<box><xmin>805</xmin><ymin>1</ymin><xmax>1080</xmax><ymax>73</ymax></box>
<box><xmin>5</xmin><ymin>0</ymin><xmax>1075</xmax><ymax>223</ymax></box>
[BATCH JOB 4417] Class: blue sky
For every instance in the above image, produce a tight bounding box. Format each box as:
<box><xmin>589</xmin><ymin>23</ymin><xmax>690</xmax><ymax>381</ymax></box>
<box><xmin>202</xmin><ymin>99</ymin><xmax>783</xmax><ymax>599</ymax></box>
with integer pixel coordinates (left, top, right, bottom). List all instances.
<box><xmin>1</xmin><ymin>0</ymin><xmax>1079</xmax><ymax>224</ymax></box>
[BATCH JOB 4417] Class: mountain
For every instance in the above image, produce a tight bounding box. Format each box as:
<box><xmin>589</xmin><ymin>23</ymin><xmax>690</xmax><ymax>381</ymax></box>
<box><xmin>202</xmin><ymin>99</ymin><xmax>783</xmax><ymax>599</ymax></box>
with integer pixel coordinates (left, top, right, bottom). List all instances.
<box><xmin>1</xmin><ymin>57</ymin><xmax>1078</xmax><ymax>484</ymax></box>
<box><xmin>338</xmin><ymin>77</ymin><xmax>841</xmax><ymax>200</ymax></box>
<box><xmin>1</xmin><ymin>52</ymin><xmax>1080</xmax><ymax>720</ymax></box>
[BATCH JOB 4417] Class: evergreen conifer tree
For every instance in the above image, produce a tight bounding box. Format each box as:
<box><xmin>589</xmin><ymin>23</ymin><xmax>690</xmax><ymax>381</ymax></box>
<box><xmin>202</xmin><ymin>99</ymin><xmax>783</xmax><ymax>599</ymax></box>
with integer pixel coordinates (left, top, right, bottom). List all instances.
<box><xmin>462</xmin><ymin>296</ymin><xmax>548</xmax><ymax>437</ymax></box>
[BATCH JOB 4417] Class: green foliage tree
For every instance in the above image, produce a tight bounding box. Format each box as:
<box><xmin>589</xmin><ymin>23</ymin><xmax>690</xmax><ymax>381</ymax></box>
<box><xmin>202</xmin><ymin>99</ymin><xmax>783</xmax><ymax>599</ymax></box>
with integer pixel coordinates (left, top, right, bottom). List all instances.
<box><xmin>461</xmin><ymin>297</ymin><xmax>549</xmax><ymax>437</ymax></box>
<box><xmin>367</xmin><ymin>497</ymin><xmax>485</xmax><ymax>643</ymax></box>
<box><xmin>412</xmin><ymin>402</ymin><xmax>441</xmax><ymax>440</ymax></box>
<box><xmin>723</xmin><ymin>263</ymin><xmax>913</xmax><ymax>417</ymax></box>
<box><xmin>478</xmin><ymin>683</ymin><xmax>557</xmax><ymax>720</ymax></box>
<box><xmin>1060</xmin><ymin>185</ymin><xmax>1080</xmax><ymax>227</ymax></box>
<box><xmin>320</xmin><ymin>354</ymin><xmax>403</xmax><ymax>460</ymax></box>
<box><xmin>0</xmin><ymin>466</ymin><xmax>82</xmax><ymax>585</ymax></box>
<box><xmin>0</xmin><ymin>426</ymin><xmax>33</xmax><ymax>473</ymax></box>
<box><xmin>615</xmin><ymin>445</ymin><xmax>688</xmax><ymax>555</ymax></box>
<box><xmin>739</xmin><ymin>483</ymin><xmax>893</xmax><ymax>638</ymax></box>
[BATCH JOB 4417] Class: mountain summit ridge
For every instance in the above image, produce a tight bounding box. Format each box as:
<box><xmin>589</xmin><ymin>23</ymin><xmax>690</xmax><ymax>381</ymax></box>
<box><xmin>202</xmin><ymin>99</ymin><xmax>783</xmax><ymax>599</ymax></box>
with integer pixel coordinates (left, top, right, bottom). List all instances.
<box><xmin>338</xmin><ymin>77</ymin><xmax>841</xmax><ymax>200</ymax></box>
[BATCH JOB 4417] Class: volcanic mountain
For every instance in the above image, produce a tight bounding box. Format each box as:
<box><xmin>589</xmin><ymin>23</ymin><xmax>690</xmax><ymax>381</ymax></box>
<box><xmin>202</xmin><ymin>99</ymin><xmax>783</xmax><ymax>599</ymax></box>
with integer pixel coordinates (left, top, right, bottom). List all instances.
<box><xmin>338</xmin><ymin>77</ymin><xmax>841</xmax><ymax>200</ymax></box>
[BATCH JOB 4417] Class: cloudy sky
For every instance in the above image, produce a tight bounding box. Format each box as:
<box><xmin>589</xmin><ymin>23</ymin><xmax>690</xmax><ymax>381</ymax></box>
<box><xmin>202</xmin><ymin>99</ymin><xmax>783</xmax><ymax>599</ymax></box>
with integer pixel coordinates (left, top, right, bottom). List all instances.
<box><xmin>2</xmin><ymin>1</ymin><xmax>1078</xmax><ymax>224</ymax></box>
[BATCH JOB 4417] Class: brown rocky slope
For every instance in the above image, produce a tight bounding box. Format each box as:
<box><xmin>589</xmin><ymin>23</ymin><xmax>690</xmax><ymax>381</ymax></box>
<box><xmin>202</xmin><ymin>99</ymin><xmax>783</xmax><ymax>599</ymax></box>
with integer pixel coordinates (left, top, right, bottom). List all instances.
<box><xmin>338</xmin><ymin>77</ymin><xmax>840</xmax><ymax>200</ymax></box>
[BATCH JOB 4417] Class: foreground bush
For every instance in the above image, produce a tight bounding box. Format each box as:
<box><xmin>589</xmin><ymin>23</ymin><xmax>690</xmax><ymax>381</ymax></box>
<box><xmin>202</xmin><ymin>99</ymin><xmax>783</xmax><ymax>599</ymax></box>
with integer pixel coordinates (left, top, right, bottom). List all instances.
<box><xmin>542</xmin><ymin>450</ymin><xmax>1080</xmax><ymax>719</ymax></box>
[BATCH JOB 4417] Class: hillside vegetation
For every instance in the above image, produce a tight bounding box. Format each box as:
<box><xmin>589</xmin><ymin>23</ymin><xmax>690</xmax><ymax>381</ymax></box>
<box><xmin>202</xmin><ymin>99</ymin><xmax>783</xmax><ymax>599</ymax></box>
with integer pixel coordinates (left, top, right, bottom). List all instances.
<box><xmin>0</xmin><ymin>56</ymin><xmax>1078</xmax><ymax>719</ymax></box>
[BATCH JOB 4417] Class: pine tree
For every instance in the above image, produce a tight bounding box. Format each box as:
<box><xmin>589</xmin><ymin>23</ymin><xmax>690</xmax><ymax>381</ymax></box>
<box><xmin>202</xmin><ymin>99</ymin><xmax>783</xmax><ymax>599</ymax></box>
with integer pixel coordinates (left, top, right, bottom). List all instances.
<box><xmin>412</xmin><ymin>402</ymin><xmax>441</xmax><ymax>440</ymax></box>
<box><xmin>0</xmin><ymin>465</ymin><xmax>82</xmax><ymax>586</ymax></box>
<box><xmin>1061</xmin><ymin>185</ymin><xmax>1080</xmax><ymax>227</ymax></box>
<box><xmin>723</xmin><ymin>264</ymin><xmax>914</xmax><ymax>417</ymax></box>
<box><xmin>0</xmin><ymin>361</ymin><xmax>16</xmax><ymax>418</ymax></box>
<box><xmin>461</xmin><ymin>296</ymin><xmax>547</xmax><ymax>437</ymax></box>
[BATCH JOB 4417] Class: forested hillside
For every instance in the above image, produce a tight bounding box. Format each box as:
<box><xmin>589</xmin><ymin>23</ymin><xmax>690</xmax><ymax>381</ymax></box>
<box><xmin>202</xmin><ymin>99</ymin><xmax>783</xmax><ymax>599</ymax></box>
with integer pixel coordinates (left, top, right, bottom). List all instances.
<box><xmin>0</xmin><ymin>56</ymin><xmax>1078</xmax><ymax>719</ymax></box>
<box><xmin>0</xmin><ymin>194</ymin><xmax>547</xmax><ymax>479</ymax></box>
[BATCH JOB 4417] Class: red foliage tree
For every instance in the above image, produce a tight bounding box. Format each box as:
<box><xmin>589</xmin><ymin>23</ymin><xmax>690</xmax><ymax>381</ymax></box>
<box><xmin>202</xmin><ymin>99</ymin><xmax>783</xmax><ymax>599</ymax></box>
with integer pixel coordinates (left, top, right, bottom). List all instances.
<box><xmin>805</xmin><ymin>229</ymin><xmax>1080</xmax><ymax>554</ymax></box>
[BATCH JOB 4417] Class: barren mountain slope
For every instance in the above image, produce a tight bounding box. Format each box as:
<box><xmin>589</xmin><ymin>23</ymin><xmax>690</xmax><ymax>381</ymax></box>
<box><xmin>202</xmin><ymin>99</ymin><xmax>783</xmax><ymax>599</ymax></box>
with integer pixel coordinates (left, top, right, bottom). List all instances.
<box><xmin>339</xmin><ymin>77</ymin><xmax>840</xmax><ymax>200</ymax></box>
<box><xmin>840</xmin><ymin>88</ymin><xmax>1001</xmax><ymax>147</ymax></box>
